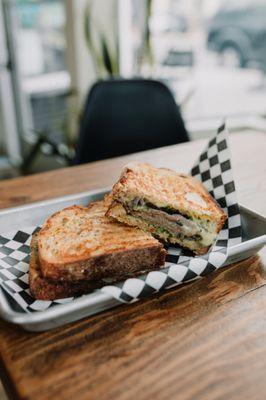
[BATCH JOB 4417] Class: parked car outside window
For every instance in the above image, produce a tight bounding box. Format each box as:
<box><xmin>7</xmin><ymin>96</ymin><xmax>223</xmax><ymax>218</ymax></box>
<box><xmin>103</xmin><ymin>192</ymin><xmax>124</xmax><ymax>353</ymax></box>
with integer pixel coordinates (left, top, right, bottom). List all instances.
<box><xmin>207</xmin><ymin>0</ymin><xmax>266</xmax><ymax>70</ymax></box>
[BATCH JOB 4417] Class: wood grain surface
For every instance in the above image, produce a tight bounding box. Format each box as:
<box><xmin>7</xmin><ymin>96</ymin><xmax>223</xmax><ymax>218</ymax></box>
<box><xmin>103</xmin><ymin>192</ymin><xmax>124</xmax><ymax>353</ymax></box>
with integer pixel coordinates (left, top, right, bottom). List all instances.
<box><xmin>0</xmin><ymin>131</ymin><xmax>265</xmax><ymax>400</ymax></box>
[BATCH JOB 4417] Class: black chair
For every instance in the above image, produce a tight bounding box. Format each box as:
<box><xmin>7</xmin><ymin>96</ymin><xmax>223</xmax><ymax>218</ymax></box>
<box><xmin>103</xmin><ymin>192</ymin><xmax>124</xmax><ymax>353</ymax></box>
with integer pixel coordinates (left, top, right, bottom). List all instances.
<box><xmin>75</xmin><ymin>79</ymin><xmax>189</xmax><ymax>164</ymax></box>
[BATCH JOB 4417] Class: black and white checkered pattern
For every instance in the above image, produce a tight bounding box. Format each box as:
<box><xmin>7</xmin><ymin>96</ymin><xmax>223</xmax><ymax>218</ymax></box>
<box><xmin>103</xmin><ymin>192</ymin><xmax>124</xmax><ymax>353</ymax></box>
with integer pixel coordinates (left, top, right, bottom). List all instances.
<box><xmin>0</xmin><ymin>123</ymin><xmax>242</xmax><ymax>311</ymax></box>
<box><xmin>102</xmin><ymin>123</ymin><xmax>242</xmax><ymax>302</ymax></box>
<box><xmin>0</xmin><ymin>227</ymin><xmax>73</xmax><ymax>312</ymax></box>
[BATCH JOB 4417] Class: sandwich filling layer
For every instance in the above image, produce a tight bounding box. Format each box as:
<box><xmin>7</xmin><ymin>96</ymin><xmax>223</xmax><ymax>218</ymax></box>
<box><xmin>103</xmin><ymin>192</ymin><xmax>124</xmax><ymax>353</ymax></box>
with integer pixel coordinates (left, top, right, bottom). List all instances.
<box><xmin>124</xmin><ymin>197</ymin><xmax>218</xmax><ymax>248</ymax></box>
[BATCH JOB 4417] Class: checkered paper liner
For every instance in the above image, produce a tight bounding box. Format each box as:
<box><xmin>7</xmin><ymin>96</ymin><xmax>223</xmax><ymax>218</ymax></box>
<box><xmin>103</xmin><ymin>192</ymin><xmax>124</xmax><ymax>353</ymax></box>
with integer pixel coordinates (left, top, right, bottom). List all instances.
<box><xmin>0</xmin><ymin>123</ymin><xmax>242</xmax><ymax>312</ymax></box>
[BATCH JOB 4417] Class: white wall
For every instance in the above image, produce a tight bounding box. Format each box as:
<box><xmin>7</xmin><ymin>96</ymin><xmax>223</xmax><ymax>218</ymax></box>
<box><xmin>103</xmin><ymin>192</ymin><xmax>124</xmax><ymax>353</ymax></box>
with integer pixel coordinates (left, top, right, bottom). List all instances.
<box><xmin>0</xmin><ymin>101</ymin><xmax>5</xmax><ymax>153</ymax></box>
<box><xmin>65</xmin><ymin>0</ymin><xmax>118</xmax><ymax>106</ymax></box>
<box><xmin>0</xmin><ymin>0</ymin><xmax>21</xmax><ymax>163</ymax></box>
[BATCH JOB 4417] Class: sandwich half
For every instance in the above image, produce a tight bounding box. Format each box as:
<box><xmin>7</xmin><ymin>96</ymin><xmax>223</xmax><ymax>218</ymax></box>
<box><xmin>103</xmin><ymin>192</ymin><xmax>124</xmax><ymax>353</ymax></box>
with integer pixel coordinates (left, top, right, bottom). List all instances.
<box><xmin>30</xmin><ymin>200</ymin><xmax>166</xmax><ymax>299</ymax></box>
<box><xmin>106</xmin><ymin>163</ymin><xmax>227</xmax><ymax>255</ymax></box>
<box><xmin>29</xmin><ymin>234</ymin><xmax>102</xmax><ymax>300</ymax></box>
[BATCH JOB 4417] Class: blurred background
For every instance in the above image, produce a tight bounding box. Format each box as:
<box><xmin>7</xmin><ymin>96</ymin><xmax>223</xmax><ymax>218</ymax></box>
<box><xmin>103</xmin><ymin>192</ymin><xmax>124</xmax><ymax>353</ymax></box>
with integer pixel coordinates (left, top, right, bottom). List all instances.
<box><xmin>1</xmin><ymin>0</ymin><xmax>266</xmax><ymax>180</ymax></box>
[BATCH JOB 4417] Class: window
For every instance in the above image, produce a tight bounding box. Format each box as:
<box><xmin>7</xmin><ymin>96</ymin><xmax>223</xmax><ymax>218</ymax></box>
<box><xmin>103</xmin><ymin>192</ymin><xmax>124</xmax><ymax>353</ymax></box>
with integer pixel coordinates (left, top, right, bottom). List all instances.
<box><xmin>16</xmin><ymin>0</ymin><xmax>67</xmax><ymax>76</ymax></box>
<box><xmin>122</xmin><ymin>0</ymin><xmax>266</xmax><ymax>133</ymax></box>
<box><xmin>9</xmin><ymin>0</ymin><xmax>71</xmax><ymax>143</ymax></box>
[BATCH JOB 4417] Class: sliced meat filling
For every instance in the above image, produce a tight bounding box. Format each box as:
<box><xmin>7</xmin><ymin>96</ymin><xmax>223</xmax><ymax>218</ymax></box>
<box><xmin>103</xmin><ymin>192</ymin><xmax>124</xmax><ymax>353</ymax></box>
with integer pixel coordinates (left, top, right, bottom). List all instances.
<box><xmin>127</xmin><ymin>201</ymin><xmax>202</xmax><ymax>239</ymax></box>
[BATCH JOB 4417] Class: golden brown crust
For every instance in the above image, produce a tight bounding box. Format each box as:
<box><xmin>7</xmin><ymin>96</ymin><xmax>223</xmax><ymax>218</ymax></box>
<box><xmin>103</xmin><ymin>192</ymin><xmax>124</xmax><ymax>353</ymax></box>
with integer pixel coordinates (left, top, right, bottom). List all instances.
<box><xmin>39</xmin><ymin>243</ymin><xmax>166</xmax><ymax>282</ymax></box>
<box><xmin>215</xmin><ymin>212</ymin><xmax>228</xmax><ymax>234</ymax></box>
<box><xmin>107</xmin><ymin>163</ymin><xmax>227</xmax><ymax>254</ymax></box>
<box><xmin>110</xmin><ymin>162</ymin><xmax>226</xmax><ymax>224</ymax></box>
<box><xmin>29</xmin><ymin>234</ymin><xmax>166</xmax><ymax>300</ymax></box>
<box><xmin>37</xmin><ymin>201</ymin><xmax>166</xmax><ymax>282</ymax></box>
<box><xmin>29</xmin><ymin>235</ymin><xmax>100</xmax><ymax>300</ymax></box>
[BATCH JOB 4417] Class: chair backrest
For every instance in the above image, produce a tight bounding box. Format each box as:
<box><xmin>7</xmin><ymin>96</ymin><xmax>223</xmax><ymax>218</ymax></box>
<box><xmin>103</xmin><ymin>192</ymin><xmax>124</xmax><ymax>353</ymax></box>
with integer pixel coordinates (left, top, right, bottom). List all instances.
<box><xmin>75</xmin><ymin>79</ymin><xmax>189</xmax><ymax>164</ymax></box>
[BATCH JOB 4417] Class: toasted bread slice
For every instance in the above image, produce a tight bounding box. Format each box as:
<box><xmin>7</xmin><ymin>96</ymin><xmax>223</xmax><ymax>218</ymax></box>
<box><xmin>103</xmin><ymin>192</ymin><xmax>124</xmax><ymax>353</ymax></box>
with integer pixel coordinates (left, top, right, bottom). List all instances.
<box><xmin>37</xmin><ymin>200</ymin><xmax>166</xmax><ymax>282</ymax></box>
<box><xmin>30</xmin><ymin>233</ymin><xmax>164</xmax><ymax>300</ymax></box>
<box><xmin>107</xmin><ymin>163</ymin><xmax>227</xmax><ymax>255</ymax></box>
<box><xmin>29</xmin><ymin>234</ymin><xmax>101</xmax><ymax>300</ymax></box>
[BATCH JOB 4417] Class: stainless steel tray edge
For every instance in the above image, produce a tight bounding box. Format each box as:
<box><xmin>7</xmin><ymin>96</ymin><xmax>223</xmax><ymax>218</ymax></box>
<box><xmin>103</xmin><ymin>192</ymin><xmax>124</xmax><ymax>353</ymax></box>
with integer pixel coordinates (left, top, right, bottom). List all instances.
<box><xmin>0</xmin><ymin>187</ymin><xmax>265</xmax><ymax>331</ymax></box>
<box><xmin>0</xmin><ymin>186</ymin><xmax>112</xmax><ymax>233</ymax></box>
<box><xmin>0</xmin><ymin>288</ymin><xmax>119</xmax><ymax>330</ymax></box>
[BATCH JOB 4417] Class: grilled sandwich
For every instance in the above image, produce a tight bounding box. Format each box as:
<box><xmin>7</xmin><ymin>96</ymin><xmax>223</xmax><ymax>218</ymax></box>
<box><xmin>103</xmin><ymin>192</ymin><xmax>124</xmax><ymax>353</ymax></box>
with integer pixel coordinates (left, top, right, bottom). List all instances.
<box><xmin>107</xmin><ymin>163</ymin><xmax>227</xmax><ymax>255</ymax></box>
<box><xmin>30</xmin><ymin>200</ymin><xmax>166</xmax><ymax>299</ymax></box>
<box><xmin>29</xmin><ymin>234</ymin><xmax>102</xmax><ymax>300</ymax></box>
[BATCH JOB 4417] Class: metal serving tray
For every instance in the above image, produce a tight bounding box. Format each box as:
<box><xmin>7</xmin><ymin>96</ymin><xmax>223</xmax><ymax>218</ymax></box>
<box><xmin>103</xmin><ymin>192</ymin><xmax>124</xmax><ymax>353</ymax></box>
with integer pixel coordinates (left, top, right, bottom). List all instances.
<box><xmin>0</xmin><ymin>187</ymin><xmax>265</xmax><ymax>332</ymax></box>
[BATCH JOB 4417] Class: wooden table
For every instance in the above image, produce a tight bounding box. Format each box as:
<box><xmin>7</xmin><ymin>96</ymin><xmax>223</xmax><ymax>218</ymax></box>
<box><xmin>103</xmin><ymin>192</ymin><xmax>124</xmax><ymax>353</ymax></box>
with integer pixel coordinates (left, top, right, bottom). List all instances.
<box><xmin>0</xmin><ymin>132</ymin><xmax>265</xmax><ymax>400</ymax></box>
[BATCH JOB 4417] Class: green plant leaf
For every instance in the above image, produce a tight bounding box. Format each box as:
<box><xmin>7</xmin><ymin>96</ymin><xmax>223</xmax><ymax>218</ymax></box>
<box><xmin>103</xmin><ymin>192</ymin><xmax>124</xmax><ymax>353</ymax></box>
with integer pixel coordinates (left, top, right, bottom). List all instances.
<box><xmin>83</xmin><ymin>0</ymin><xmax>120</xmax><ymax>77</ymax></box>
<box><xmin>100</xmin><ymin>34</ymin><xmax>114</xmax><ymax>75</ymax></box>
